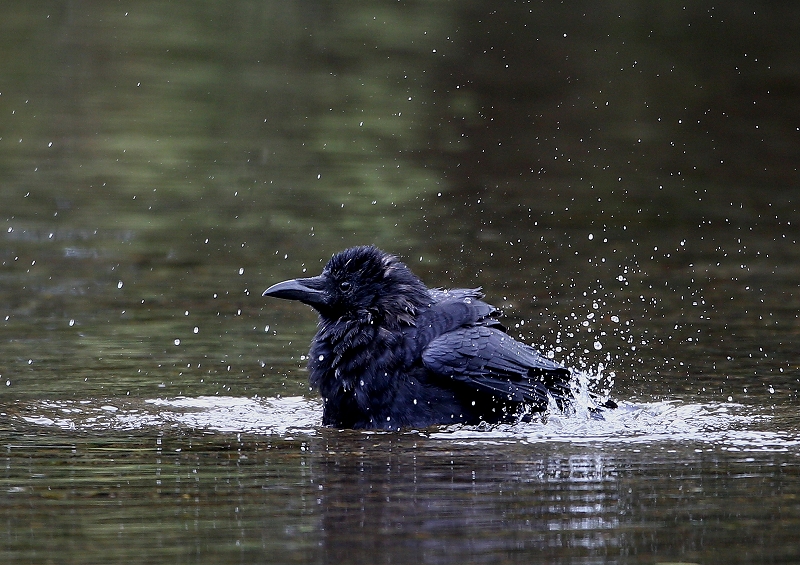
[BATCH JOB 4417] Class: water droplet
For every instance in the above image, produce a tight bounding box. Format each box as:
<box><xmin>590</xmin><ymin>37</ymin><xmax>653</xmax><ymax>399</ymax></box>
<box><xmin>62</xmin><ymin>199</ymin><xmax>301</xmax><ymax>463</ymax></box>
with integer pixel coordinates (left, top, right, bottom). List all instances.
<box><xmin>174</xmin><ymin>339</ymin><xmax>181</xmax><ymax>346</ymax></box>
<box><xmin>594</xmin><ymin>341</ymin><xmax>602</xmax><ymax>350</ymax></box>
<box><xmin>69</xmin><ymin>319</ymin><xmax>75</xmax><ymax>326</ymax></box>
<box><xmin>117</xmin><ymin>281</ymin><xmax>123</xmax><ymax>289</ymax></box>
<box><xmin>264</xmin><ymin>325</ymin><xmax>270</xmax><ymax>332</ymax></box>
<box><xmin>193</xmin><ymin>327</ymin><xmax>199</xmax><ymax>334</ymax></box>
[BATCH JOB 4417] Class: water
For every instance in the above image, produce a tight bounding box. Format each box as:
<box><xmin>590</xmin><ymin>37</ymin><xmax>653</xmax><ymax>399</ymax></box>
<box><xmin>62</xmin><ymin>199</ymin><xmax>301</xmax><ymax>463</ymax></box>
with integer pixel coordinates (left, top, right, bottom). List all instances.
<box><xmin>2</xmin><ymin>1</ymin><xmax>800</xmax><ymax>563</ymax></box>
<box><xmin>11</xmin><ymin>396</ymin><xmax>792</xmax><ymax>451</ymax></box>
<box><xmin>4</xmin><ymin>398</ymin><xmax>800</xmax><ymax>564</ymax></box>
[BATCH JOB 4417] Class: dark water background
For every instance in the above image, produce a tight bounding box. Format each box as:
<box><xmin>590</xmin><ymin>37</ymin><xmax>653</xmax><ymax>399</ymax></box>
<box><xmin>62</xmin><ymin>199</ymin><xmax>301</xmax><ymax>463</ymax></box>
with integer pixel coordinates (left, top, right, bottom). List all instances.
<box><xmin>1</xmin><ymin>2</ymin><xmax>799</xmax><ymax>563</ymax></box>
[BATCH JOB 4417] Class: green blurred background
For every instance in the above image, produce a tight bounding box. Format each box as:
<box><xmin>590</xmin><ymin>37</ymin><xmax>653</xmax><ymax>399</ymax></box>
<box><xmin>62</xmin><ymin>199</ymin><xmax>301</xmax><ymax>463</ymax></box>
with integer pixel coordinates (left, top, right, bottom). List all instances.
<box><xmin>1</xmin><ymin>1</ymin><xmax>798</xmax><ymax>401</ymax></box>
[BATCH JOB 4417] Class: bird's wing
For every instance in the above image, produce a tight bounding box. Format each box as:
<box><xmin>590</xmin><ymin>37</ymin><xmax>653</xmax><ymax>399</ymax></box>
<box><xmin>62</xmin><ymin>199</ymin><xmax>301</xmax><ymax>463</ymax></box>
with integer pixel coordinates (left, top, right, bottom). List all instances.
<box><xmin>421</xmin><ymin>325</ymin><xmax>571</xmax><ymax>408</ymax></box>
<box><xmin>428</xmin><ymin>287</ymin><xmax>484</xmax><ymax>303</ymax></box>
<box><xmin>416</xmin><ymin>289</ymin><xmax>501</xmax><ymax>335</ymax></box>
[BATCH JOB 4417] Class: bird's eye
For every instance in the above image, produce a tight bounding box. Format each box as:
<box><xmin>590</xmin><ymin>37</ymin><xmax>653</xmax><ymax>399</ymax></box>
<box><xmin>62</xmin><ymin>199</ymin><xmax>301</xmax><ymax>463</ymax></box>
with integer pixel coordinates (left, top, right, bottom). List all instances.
<box><xmin>339</xmin><ymin>281</ymin><xmax>351</xmax><ymax>292</ymax></box>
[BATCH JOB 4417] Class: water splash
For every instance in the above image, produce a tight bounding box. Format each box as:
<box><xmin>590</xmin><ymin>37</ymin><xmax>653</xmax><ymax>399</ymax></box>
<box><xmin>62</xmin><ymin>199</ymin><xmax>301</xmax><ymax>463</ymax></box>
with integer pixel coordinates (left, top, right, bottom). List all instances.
<box><xmin>14</xmin><ymin>393</ymin><xmax>798</xmax><ymax>454</ymax></box>
<box><xmin>432</xmin><ymin>401</ymin><xmax>795</xmax><ymax>453</ymax></box>
<box><xmin>19</xmin><ymin>396</ymin><xmax>321</xmax><ymax>435</ymax></box>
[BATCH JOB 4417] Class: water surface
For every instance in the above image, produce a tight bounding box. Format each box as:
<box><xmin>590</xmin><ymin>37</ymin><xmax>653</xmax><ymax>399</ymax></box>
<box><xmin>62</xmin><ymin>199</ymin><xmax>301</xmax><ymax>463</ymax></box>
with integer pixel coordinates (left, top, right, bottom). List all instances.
<box><xmin>1</xmin><ymin>1</ymin><xmax>799</xmax><ymax>563</ymax></box>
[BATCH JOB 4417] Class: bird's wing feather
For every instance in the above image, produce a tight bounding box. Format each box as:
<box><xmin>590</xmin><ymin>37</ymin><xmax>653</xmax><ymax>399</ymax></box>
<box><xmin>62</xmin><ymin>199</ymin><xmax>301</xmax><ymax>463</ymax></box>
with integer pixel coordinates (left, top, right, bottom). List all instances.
<box><xmin>421</xmin><ymin>326</ymin><xmax>571</xmax><ymax>407</ymax></box>
<box><xmin>415</xmin><ymin>289</ymin><xmax>500</xmax><ymax>336</ymax></box>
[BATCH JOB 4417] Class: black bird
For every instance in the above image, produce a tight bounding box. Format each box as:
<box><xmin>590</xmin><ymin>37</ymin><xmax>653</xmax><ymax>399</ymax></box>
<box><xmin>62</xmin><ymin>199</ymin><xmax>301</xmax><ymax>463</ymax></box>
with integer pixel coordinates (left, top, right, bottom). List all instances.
<box><xmin>263</xmin><ymin>245</ymin><xmax>606</xmax><ymax>430</ymax></box>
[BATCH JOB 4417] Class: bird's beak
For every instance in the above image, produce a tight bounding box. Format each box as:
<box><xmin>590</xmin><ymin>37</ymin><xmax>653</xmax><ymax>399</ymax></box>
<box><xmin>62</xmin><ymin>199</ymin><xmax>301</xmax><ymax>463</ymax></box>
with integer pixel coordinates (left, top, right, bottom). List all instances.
<box><xmin>262</xmin><ymin>276</ymin><xmax>328</xmax><ymax>309</ymax></box>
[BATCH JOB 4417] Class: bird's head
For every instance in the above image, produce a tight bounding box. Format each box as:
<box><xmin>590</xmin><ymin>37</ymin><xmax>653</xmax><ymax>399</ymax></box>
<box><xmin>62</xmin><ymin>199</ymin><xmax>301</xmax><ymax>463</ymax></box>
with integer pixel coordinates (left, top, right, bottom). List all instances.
<box><xmin>263</xmin><ymin>245</ymin><xmax>430</xmax><ymax>323</ymax></box>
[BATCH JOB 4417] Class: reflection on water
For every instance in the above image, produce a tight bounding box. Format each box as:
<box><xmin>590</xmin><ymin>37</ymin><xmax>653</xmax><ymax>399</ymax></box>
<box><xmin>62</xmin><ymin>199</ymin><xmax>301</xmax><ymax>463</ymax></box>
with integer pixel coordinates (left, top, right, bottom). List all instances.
<box><xmin>3</xmin><ymin>403</ymin><xmax>800</xmax><ymax>564</ymax></box>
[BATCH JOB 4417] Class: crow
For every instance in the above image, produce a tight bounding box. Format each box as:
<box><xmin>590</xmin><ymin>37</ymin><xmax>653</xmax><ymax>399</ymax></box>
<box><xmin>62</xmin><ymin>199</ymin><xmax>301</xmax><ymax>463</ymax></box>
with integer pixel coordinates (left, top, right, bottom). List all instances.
<box><xmin>263</xmin><ymin>245</ymin><xmax>610</xmax><ymax>430</ymax></box>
